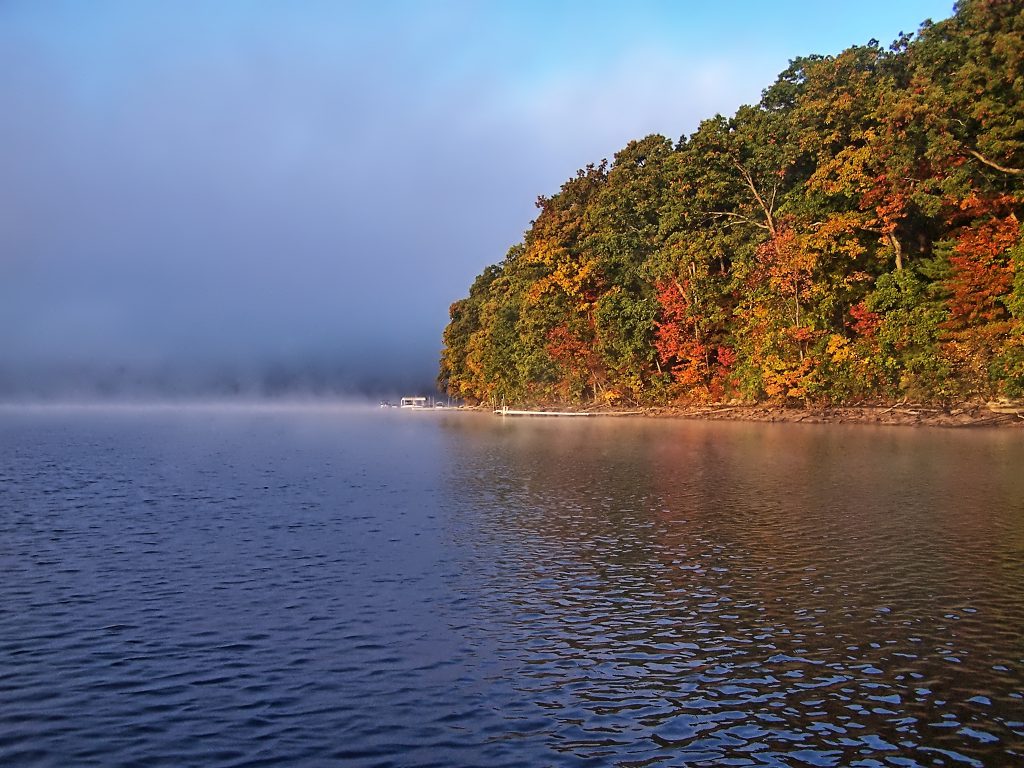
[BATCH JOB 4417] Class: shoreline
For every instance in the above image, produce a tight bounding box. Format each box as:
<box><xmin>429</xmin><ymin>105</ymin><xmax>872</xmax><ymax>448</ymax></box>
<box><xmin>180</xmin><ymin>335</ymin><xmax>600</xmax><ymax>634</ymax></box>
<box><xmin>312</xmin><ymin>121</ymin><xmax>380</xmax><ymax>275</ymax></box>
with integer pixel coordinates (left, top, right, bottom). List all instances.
<box><xmin>476</xmin><ymin>401</ymin><xmax>1024</xmax><ymax>428</ymax></box>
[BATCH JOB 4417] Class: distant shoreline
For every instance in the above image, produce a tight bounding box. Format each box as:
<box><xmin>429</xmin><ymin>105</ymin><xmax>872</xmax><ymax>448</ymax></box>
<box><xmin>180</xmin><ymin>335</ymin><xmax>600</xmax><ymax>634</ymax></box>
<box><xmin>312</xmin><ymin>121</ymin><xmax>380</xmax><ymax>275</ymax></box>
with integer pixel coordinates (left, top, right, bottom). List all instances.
<box><xmin>2</xmin><ymin>399</ymin><xmax>1019</xmax><ymax>427</ymax></box>
<box><xmin>473</xmin><ymin>402</ymin><xmax>1024</xmax><ymax>428</ymax></box>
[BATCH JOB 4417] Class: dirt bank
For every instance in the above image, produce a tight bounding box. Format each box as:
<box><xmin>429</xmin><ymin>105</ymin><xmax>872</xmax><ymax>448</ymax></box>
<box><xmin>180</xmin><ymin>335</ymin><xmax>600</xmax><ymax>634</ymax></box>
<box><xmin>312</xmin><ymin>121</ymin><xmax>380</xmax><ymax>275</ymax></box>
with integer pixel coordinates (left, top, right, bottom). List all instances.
<box><xmin>639</xmin><ymin>402</ymin><xmax>1024</xmax><ymax>428</ymax></box>
<box><xmin>473</xmin><ymin>401</ymin><xmax>1024</xmax><ymax>428</ymax></box>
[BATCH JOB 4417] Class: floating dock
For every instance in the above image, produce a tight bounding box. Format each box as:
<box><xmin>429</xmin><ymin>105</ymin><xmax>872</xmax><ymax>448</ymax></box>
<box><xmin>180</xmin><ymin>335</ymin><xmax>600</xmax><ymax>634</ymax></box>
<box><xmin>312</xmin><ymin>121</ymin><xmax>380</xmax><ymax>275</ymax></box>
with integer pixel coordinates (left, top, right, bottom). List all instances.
<box><xmin>494</xmin><ymin>408</ymin><xmax>592</xmax><ymax>417</ymax></box>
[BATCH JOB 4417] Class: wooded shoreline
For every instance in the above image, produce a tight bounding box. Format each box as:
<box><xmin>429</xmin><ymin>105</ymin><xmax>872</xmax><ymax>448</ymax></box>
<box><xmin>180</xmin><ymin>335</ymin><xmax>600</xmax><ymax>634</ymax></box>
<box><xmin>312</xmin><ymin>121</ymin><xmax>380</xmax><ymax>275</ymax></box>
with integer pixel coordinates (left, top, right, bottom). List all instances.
<box><xmin>440</xmin><ymin>3</ymin><xmax>1024</xmax><ymax>414</ymax></box>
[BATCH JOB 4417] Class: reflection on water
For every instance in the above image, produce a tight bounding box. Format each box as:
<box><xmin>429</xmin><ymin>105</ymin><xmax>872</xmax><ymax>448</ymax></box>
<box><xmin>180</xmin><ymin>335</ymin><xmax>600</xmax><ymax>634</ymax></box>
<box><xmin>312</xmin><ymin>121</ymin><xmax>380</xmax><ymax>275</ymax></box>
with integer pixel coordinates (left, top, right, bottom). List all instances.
<box><xmin>1</xmin><ymin>406</ymin><xmax>1022</xmax><ymax>767</ymax></box>
<box><xmin>439</xmin><ymin>417</ymin><xmax>1024</xmax><ymax>766</ymax></box>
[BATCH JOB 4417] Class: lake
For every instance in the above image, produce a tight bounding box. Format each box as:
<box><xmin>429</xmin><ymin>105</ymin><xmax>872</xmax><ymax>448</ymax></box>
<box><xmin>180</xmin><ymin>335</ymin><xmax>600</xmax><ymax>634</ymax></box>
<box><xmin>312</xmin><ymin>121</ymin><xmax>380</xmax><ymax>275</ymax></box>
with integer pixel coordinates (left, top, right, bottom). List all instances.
<box><xmin>1</xmin><ymin>404</ymin><xmax>1022</xmax><ymax>767</ymax></box>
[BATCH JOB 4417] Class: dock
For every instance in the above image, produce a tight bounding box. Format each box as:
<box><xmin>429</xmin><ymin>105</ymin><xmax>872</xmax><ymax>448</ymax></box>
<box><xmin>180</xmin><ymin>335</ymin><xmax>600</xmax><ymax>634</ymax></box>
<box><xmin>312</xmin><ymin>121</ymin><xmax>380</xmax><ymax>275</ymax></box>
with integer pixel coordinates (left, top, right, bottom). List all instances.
<box><xmin>494</xmin><ymin>408</ymin><xmax>592</xmax><ymax>417</ymax></box>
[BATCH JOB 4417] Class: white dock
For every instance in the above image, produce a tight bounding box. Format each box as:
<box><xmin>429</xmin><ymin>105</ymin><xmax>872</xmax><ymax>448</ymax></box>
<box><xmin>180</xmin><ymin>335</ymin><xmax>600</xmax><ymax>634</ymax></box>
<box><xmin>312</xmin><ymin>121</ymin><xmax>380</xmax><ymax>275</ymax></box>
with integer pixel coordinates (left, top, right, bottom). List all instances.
<box><xmin>494</xmin><ymin>408</ymin><xmax>592</xmax><ymax>417</ymax></box>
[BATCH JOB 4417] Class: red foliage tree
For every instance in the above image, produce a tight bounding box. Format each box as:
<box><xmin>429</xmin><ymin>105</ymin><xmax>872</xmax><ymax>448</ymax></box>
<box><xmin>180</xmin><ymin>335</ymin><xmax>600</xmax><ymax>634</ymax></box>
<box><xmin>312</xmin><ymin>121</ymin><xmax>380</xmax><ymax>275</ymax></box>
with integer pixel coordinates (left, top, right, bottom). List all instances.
<box><xmin>944</xmin><ymin>213</ymin><xmax>1018</xmax><ymax>329</ymax></box>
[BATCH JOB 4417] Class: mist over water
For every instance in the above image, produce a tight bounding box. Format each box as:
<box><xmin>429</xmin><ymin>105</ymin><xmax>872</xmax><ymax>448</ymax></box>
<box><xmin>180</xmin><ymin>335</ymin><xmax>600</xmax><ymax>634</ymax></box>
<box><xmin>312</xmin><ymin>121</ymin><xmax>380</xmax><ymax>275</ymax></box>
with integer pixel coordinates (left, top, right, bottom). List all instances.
<box><xmin>2</xmin><ymin>406</ymin><xmax>1021</xmax><ymax>767</ymax></box>
<box><xmin>0</xmin><ymin>358</ymin><xmax>441</xmax><ymax>402</ymax></box>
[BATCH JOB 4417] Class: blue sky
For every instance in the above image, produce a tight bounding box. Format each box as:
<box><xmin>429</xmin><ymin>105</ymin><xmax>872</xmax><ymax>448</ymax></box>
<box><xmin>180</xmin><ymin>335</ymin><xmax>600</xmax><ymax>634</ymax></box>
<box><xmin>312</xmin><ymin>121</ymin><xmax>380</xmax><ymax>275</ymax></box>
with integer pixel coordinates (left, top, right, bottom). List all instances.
<box><xmin>0</xmin><ymin>1</ymin><xmax>955</xmax><ymax>397</ymax></box>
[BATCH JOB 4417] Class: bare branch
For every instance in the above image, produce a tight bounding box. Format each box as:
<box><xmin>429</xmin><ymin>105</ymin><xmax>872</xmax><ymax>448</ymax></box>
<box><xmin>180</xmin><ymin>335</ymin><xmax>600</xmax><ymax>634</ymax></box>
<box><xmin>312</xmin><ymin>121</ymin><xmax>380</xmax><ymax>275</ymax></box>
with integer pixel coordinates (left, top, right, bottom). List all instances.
<box><xmin>702</xmin><ymin>210</ymin><xmax>771</xmax><ymax>231</ymax></box>
<box><xmin>966</xmin><ymin>148</ymin><xmax>1022</xmax><ymax>175</ymax></box>
<box><xmin>732</xmin><ymin>161</ymin><xmax>778</xmax><ymax>236</ymax></box>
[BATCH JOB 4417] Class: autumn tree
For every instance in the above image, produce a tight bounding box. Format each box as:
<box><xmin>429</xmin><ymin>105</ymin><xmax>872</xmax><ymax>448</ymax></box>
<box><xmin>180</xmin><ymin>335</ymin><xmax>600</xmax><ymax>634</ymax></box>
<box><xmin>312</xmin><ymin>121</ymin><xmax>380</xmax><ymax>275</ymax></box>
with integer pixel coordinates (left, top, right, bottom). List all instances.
<box><xmin>439</xmin><ymin>0</ymin><xmax>1024</xmax><ymax>408</ymax></box>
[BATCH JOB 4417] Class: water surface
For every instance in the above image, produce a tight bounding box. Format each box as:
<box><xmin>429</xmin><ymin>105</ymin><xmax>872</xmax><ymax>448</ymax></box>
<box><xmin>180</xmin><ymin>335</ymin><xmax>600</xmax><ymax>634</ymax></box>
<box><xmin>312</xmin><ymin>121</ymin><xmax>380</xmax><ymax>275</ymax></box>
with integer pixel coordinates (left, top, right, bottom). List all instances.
<box><xmin>1</xmin><ymin>405</ymin><xmax>1022</xmax><ymax>766</ymax></box>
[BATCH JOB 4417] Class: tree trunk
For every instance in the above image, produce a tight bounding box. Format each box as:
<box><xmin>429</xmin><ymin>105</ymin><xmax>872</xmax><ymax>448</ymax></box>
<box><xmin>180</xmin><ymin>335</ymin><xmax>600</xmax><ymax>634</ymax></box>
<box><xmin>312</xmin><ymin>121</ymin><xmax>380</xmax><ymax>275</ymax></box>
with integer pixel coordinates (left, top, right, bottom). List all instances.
<box><xmin>888</xmin><ymin>233</ymin><xmax>904</xmax><ymax>272</ymax></box>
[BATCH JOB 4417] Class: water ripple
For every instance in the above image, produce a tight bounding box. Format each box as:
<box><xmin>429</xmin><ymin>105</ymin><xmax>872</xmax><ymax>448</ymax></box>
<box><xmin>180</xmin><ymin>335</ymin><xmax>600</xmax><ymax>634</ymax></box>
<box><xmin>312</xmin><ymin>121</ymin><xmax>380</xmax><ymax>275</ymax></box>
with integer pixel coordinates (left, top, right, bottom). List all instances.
<box><xmin>0</xmin><ymin>408</ymin><xmax>1022</xmax><ymax>767</ymax></box>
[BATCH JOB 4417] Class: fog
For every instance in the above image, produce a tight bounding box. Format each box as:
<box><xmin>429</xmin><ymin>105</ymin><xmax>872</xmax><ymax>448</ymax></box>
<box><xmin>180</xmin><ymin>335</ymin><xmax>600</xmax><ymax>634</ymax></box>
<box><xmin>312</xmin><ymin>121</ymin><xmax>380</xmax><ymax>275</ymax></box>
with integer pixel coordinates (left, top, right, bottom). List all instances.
<box><xmin>0</xmin><ymin>1</ymin><xmax>953</xmax><ymax>400</ymax></box>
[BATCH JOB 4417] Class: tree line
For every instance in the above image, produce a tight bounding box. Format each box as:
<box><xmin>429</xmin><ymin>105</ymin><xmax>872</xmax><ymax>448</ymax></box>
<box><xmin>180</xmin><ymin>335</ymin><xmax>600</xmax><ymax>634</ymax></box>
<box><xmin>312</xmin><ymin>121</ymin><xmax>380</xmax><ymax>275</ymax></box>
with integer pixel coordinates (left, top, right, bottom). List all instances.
<box><xmin>440</xmin><ymin>1</ymin><xmax>1023</xmax><ymax>407</ymax></box>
